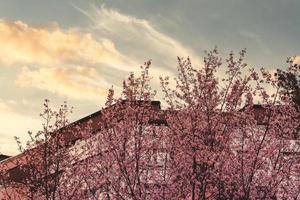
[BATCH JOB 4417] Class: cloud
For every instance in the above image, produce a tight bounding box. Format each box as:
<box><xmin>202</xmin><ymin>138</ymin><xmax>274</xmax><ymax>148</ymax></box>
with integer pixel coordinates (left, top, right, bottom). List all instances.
<box><xmin>0</xmin><ymin>19</ymin><xmax>135</xmax><ymax>69</ymax></box>
<box><xmin>86</xmin><ymin>5</ymin><xmax>202</xmax><ymax>71</ymax></box>
<box><xmin>15</xmin><ymin>66</ymin><xmax>109</xmax><ymax>101</ymax></box>
<box><xmin>0</xmin><ymin>18</ymin><xmax>137</xmax><ymax>101</ymax></box>
<box><xmin>0</xmin><ymin>6</ymin><xmax>202</xmax><ymax>101</ymax></box>
<box><xmin>294</xmin><ymin>56</ymin><xmax>300</xmax><ymax>65</ymax></box>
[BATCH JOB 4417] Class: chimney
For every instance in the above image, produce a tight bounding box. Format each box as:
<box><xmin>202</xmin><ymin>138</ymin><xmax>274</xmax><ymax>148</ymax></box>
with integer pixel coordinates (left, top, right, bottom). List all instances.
<box><xmin>120</xmin><ymin>99</ymin><xmax>161</xmax><ymax>110</ymax></box>
<box><xmin>150</xmin><ymin>101</ymin><xmax>161</xmax><ymax>110</ymax></box>
<box><xmin>0</xmin><ymin>154</ymin><xmax>10</xmax><ymax>162</ymax></box>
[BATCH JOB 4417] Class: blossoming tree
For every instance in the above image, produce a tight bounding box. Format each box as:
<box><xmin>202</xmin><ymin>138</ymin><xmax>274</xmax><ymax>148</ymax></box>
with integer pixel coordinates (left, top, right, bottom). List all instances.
<box><xmin>0</xmin><ymin>100</ymin><xmax>87</xmax><ymax>200</ymax></box>
<box><xmin>159</xmin><ymin>49</ymin><xmax>299</xmax><ymax>199</ymax></box>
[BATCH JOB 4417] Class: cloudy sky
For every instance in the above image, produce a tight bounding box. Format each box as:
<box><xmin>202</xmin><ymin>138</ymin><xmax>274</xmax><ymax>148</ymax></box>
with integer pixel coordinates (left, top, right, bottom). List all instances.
<box><xmin>0</xmin><ymin>0</ymin><xmax>299</xmax><ymax>155</ymax></box>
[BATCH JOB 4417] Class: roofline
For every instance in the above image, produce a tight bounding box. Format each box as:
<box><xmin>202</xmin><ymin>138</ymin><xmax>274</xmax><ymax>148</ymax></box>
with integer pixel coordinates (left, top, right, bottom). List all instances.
<box><xmin>0</xmin><ymin>100</ymin><xmax>162</xmax><ymax>167</ymax></box>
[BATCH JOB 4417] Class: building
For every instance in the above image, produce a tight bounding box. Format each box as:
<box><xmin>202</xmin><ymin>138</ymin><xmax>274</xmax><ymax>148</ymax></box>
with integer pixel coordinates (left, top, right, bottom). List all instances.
<box><xmin>0</xmin><ymin>101</ymin><xmax>299</xmax><ymax>199</ymax></box>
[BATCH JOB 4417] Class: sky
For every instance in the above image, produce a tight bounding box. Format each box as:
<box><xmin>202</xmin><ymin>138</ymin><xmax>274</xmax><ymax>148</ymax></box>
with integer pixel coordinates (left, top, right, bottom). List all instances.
<box><xmin>0</xmin><ymin>0</ymin><xmax>299</xmax><ymax>155</ymax></box>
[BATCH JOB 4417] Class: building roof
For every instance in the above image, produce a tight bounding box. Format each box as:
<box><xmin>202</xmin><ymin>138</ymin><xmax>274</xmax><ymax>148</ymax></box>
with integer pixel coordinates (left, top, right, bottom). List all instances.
<box><xmin>0</xmin><ymin>100</ymin><xmax>163</xmax><ymax>171</ymax></box>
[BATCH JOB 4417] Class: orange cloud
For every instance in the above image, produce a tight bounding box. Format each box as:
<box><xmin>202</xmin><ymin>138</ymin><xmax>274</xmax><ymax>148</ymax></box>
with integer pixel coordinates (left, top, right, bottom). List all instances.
<box><xmin>16</xmin><ymin>66</ymin><xmax>109</xmax><ymax>101</ymax></box>
<box><xmin>0</xmin><ymin>19</ymin><xmax>134</xmax><ymax>68</ymax></box>
<box><xmin>0</xmin><ymin>19</ymin><xmax>138</xmax><ymax>101</ymax></box>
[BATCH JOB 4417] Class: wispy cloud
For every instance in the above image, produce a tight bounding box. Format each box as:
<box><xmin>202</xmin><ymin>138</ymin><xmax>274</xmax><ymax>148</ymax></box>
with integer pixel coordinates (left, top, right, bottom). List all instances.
<box><xmin>83</xmin><ymin>5</ymin><xmax>202</xmax><ymax>71</ymax></box>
